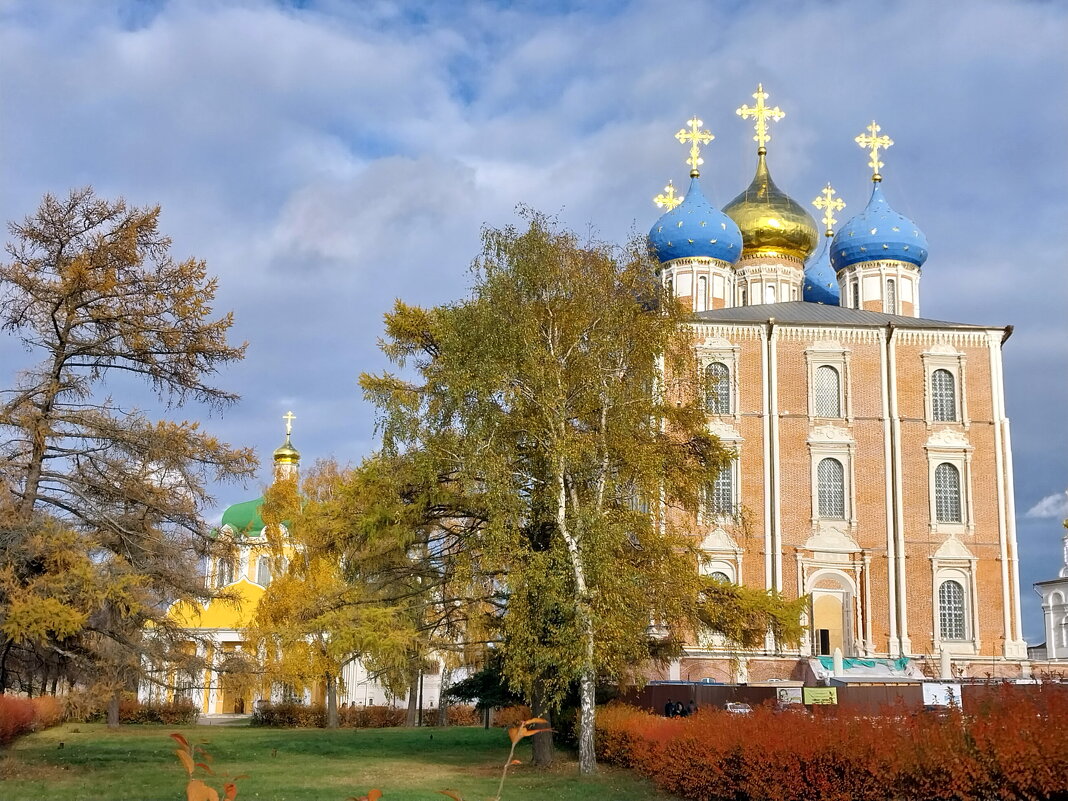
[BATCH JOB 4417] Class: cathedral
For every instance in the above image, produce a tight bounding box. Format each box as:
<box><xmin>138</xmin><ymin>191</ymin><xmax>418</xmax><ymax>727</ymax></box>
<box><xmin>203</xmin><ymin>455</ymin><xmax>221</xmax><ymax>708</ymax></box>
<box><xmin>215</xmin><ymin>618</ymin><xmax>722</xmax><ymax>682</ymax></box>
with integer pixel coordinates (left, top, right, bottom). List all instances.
<box><xmin>648</xmin><ymin>86</ymin><xmax>1032</xmax><ymax>682</ymax></box>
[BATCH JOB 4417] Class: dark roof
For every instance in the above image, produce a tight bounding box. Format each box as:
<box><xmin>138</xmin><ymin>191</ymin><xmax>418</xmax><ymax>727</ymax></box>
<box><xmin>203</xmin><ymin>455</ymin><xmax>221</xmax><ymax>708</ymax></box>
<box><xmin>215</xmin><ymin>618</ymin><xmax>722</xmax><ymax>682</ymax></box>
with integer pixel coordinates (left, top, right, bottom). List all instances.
<box><xmin>692</xmin><ymin>302</ymin><xmax>1004</xmax><ymax>331</ymax></box>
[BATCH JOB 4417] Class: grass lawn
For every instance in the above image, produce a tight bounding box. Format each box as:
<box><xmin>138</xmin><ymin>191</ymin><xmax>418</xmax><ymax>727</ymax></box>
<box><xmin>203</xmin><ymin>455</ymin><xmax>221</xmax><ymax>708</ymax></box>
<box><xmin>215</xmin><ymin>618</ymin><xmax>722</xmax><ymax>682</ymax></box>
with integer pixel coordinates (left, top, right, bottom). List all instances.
<box><xmin>0</xmin><ymin>722</ymin><xmax>678</xmax><ymax>801</ymax></box>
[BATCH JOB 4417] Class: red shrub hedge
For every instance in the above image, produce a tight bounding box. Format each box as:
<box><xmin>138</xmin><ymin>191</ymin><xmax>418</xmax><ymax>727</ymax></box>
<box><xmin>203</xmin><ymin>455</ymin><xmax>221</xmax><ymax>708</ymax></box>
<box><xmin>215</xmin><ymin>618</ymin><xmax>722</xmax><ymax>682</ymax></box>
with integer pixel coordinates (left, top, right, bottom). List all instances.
<box><xmin>596</xmin><ymin>685</ymin><xmax>1068</xmax><ymax>801</ymax></box>
<box><xmin>0</xmin><ymin>694</ymin><xmax>64</xmax><ymax>746</ymax></box>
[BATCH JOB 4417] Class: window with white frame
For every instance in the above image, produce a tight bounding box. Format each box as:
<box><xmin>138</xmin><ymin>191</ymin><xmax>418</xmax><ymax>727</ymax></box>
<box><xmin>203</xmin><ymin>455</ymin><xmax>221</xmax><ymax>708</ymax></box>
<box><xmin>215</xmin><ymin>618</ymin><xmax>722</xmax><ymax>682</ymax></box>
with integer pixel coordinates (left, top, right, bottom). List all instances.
<box><xmin>934</xmin><ymin>463</ymin><xmax>962</xmax><ymax>523</ymax></box>
<box><xmin>708</xmin><ymin>571</ymin><xmax>731</xmax><ymax>584</ymax></box>
<box><xmin>256</xmin><ymin>555</ymin><xmax>272</xmax><ymax>586</ymax></box>
<box><xmin>216</xmin><ymin>557</ymin><xmax>234</xmax><ymax>588</ymax></box>
<box><xmin>740</xmin><ymin>286</ymin><xmax>747</xmax><ymax>306</ymax></box>
<box><xmin>696</xmin><ymin>276</ymin><xmax>707</xmax><ymax>312</ymax></box>
<box><xmin>851</xmin><ymin>281</ymin><xmax>860</xmax><ymax>309</ymax></box>
<box><xmin>885</xmin><ymin>279</ymin><xmax>897</xmax><ymax>314</ymax></box>
<box><xmin>706</xmin><ymin>467</ymin><xmax>735</xmax><ymax>518</ymax></box>
<box><xmin>817</xmin><ymin>458</ymin><xmax>846</xmax><ymax>519</ymax></box>
<box><xmin>931</xmin><ymin>369</ymin><xmax>957</xmax><ymax>422</ymax></box>
<box><xmin>706</xmin><ymin>362</ymin><xmax>730</xmax><ymax>414</ymax></box>
<box><xmin>938</xmin><ymin>580</ymin><xmax>967</xmax><ymax>640</ymax></box>
<box><xmin>813</xmin><ymin>365</ymin><xmax>842</xmax><ymax>417</ymax></box>
<box><xmin>765</xmin><ymin>285</ymin><xmax>776</xmax><ymax>304</ymax></box>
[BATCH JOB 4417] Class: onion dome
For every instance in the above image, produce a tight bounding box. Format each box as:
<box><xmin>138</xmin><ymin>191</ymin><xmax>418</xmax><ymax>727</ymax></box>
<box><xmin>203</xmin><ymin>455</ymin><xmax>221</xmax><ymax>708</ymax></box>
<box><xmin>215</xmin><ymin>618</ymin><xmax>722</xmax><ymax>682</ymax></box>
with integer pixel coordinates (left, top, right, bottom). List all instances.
<box><xmin>723</xmin><ymin>153</ymin><xmax>819</xmax><ymax>263</ymax></box>
<box><xmin>830</xmin><ymin>183</ymin><xmax>928</xmax><ymax>271</ymax></box>
<box><xmin>803</xmin><ymin>238</ymin><xmax>840</xmax><ymax>305</ymax></box>
<box><xmin>273</xmin><ymin>433</ymin><xmax>300</xmax><ymax>465</ymax></box>
<box><xmin>220</xmin><ymin>496</ymin><xmax>265</xmax><ymax>537</ymax></box>
<box><xmin>648</xmin><ymin>175</ymin><xmax>742</xmax><ymax>265</ymax></box>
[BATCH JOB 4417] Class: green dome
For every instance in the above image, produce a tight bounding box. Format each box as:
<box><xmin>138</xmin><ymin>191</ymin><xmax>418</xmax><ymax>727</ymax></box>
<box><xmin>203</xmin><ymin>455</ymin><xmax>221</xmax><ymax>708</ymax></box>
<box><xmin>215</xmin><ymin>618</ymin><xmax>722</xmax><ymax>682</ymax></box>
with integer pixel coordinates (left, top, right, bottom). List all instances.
<box><xmin>219</xmin><ymin>496</ymin><xmax>265</xmax><ymax>537</ymax></box>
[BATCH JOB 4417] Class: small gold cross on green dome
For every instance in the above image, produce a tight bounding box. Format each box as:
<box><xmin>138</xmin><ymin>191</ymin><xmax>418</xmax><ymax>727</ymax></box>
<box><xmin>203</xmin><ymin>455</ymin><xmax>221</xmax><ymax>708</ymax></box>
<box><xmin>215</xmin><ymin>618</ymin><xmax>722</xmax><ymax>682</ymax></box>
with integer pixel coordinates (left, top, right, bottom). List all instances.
<box><xmin>736</xmin><ymin>83</ymin><xmax>785</xmax><ymax>155</ymax></box>
<box><xmin>856</xmin><ymin>120</ymin><xmax>894</xmax><ymax>182</ymax></box>
<box><xmin>282</xmin><ymin>410</ymin><xmax>296</xmax><ymax>436</ymax></box>
<box><xmin>675</xmin><ymin>117</ymin><xmax>714</xmax><ymax>177</ymax></box>
<box><xmin>812</xmin><ymin>183</ymin><xmax>846</xmax><ymax>236</ymax></box>
<box><xmin>653</xmin><ymin>180</ymin><xmax>683</xmax><ymax>210</ymax></box>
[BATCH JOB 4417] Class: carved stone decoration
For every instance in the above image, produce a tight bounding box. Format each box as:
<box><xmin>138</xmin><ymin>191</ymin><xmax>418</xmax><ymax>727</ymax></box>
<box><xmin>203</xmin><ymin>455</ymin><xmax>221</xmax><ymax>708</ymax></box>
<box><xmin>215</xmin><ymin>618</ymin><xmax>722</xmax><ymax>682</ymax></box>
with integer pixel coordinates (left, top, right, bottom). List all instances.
<box><xmin>926</xmin><ymin>429</ymin><xmax>970</xmax><ymax>449</ymax></box>
<box><xmin>708</xmin><ymin>419</ymin><xmax>741</xmax><ymax>441</ymax></box>
<box><xmin>701</xmin><ymin>527</ymin><xmax>740</xmax><ymax>552</ymax></box>
<box><xmin>934</xmin><ymin>535</ymin><xmax>975</xmax><ymax>561</ymax></box>
<box><xmin>805</xmin><ymin>522</ymin><xmax>861</xmax><ymax>554</ymax></box>
<box><xmin>808</xmin><ymin>424</ymin><xmax>852</xmax><ymax>444</ymax></box>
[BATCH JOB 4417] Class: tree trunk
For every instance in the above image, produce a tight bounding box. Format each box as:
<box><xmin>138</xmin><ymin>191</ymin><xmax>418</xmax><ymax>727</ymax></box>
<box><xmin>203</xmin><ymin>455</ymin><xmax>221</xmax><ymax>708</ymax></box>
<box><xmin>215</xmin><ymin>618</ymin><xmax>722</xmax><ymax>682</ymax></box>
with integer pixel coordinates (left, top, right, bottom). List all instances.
<box><xmin>325</xmin><ymin>673</ymin><xmax>338</xmax><ymax>729</ymax></box>
<box><xmin>530</xmin><ymin>690</ymin><xmax>555</xmax><ymax>767</ymax></box>
<box><xmin>404</xmin><ymin>673</ymin><xmax>419</xmax><ymax>727</ymax></box>
<box><xmin>577</xmin><ymin>666</ymin><xmax>596</xmax><ymax>774</ymax></box>
<box><xmin>107</xmin><ymin>691</ymin><xmax>121</xmax><ymax>729</ymax></box>
<box><xmin>436</xmin><ymin>666</ymin><xmax>451</xmax><ymax>727</ymax></box>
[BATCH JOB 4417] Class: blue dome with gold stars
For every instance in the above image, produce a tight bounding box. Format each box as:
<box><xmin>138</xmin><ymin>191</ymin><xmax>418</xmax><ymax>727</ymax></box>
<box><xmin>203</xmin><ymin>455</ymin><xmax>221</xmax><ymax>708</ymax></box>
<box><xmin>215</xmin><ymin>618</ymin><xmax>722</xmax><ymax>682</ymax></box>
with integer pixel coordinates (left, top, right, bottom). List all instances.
<box><xmin>803</xmin><ymin>238</ymin><xmax>840</xmax><ymax>305</ymax></box>
<box><xmin>830</xmin><ymin>183</ymin><xmax>928</xmax><ymax>271</ymax></box>
<box><xmin>648</xmin><ymin>176</ymin><xmax>742</xmax><ymax>265</ymax></box>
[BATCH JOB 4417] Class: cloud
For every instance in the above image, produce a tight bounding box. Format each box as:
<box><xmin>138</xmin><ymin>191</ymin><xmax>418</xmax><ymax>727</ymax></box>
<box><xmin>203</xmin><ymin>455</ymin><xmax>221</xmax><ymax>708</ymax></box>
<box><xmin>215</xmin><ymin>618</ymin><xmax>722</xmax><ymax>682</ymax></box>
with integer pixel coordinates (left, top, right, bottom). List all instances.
<box><xmin>1027</xmin><ymin>492</ymin><xmax>1068</xmax><ymax>520</ymax></box>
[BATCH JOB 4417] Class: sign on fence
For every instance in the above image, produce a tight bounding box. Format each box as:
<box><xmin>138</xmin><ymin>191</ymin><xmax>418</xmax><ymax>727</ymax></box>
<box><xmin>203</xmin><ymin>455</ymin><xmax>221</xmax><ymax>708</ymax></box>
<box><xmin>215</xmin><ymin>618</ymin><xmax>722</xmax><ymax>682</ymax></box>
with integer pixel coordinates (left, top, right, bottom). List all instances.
<box><xmin>775</xmin><ymin>687</ymin><xmax>804</xmax><ymax>705</ymax></box>
<box><xmin>921</xmin><ymin>683</ymin><xmax>962</xmax><ymax>707</ymax></box>
<box><xmin>802</xmin><ymin>687</ymin><xmax>838</xmax><ymax>705</ymax></box>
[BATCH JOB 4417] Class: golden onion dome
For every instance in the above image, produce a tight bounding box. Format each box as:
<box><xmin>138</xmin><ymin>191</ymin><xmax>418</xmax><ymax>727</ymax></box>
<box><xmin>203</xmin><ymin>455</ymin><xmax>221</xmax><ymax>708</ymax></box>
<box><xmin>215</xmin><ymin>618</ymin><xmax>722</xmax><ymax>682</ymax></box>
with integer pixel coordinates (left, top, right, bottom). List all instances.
<box><xmin>272</xmin><ymin>433</ymin><xmax>300</xmax><ymax>465</ymax></box>
<box><xmin>723</xmin><ymin>153</ymin><xmax>819</xmax><ymax>263</ymax></box>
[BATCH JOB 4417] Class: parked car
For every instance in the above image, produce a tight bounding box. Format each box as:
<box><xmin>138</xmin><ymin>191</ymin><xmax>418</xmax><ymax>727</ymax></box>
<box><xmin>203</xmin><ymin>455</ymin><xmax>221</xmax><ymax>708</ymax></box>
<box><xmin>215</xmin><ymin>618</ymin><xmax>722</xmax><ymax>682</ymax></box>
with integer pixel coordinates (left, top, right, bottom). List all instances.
<box><xmin>724</xmin><ymin>702</ymin><xmax>753</xmax><ymax>715</ymax></box>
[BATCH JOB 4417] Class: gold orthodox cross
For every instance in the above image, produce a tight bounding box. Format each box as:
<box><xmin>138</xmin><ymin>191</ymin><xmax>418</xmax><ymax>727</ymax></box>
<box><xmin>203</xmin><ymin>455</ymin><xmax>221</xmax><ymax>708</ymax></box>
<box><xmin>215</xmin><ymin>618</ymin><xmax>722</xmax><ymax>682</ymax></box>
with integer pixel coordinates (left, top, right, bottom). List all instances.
<box><xmin>675</xmin><ymin>117</ymin><xmax>714</xmax><ymax>177</ymax></box>
<box><xmin>736</xmin><ymin>83</ymin><xmax>785</xmax><ymax>155</ymax></box>
<box><xmin>855</xmin><ymin>120</ymin><xmax>893</xmax><ymax>182</ymax></box>
<box><xmin>812</xmin><ymin>183</ymin><xmax>846</xmax><ymax>236</ymax></box>
<box><xmin>653</xmin><ymin>180</ymin><xmax>683</xmax><ymax>210</ymax></box>
<box><xmin>283</xmin><ymin>410</ymin><xmax>296</xmax><ymax>436</ymax></box>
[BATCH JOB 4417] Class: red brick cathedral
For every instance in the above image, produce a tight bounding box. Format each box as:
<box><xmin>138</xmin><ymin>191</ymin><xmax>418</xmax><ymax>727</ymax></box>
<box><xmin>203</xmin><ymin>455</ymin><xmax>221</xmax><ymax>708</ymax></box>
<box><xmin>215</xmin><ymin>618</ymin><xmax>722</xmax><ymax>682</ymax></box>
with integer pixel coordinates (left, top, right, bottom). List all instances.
<box><xmin>649</xmin><ymin>91</ymin><xmax>1028</xmax><ymax>682</ymax></box>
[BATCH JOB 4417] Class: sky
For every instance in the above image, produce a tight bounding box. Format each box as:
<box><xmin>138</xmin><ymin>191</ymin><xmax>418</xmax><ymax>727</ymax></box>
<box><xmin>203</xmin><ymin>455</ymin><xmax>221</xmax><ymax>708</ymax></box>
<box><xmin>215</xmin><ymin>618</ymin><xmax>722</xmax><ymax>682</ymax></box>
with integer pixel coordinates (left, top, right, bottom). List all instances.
<box><xmin>1</xmin><ymin>0</ymin><xmax>1065</xmax><ymax>642</ymax></box>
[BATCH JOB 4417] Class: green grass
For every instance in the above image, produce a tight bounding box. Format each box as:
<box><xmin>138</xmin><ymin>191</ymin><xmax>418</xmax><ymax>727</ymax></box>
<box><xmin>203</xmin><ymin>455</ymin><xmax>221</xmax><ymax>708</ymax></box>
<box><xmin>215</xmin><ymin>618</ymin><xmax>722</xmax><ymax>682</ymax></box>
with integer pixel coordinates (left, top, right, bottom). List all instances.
<box><xmin>0</xmin><ymin>723</ymin><xmax>678</xmax><ymax>801</ymax></box>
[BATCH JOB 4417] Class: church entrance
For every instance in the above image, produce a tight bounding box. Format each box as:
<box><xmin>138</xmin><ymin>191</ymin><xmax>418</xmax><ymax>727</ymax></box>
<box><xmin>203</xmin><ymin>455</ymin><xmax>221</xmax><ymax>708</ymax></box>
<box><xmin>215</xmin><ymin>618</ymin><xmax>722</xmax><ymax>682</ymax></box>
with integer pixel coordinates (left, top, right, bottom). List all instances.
<box><xmin>809</xmin><ymin>573</ymin><xmax>856</xmax><ymax>657</ymax></box>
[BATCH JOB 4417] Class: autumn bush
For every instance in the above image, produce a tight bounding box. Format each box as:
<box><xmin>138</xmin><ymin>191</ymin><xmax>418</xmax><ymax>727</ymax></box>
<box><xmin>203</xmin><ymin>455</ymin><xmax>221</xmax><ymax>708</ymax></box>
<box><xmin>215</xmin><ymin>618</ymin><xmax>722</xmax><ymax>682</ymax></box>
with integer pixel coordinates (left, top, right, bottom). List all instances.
<box><xmin>251</xmin><ymin>701</ymin><xmax>327</xmax><ymax>728</ymax></box>
<box><xmin>595</xmin><ymin>685</ymin><xmax>1068</xmax><ymax>801</ymax></box>
<box><xmin>0</xmin><ymin>694</ymin><xmax>65</xmax><ymax>745</ymax></box>
<box><xmin>445</xmin><ymin>704</ymin><xmax>479</xmax><ymax>726</ymax></box>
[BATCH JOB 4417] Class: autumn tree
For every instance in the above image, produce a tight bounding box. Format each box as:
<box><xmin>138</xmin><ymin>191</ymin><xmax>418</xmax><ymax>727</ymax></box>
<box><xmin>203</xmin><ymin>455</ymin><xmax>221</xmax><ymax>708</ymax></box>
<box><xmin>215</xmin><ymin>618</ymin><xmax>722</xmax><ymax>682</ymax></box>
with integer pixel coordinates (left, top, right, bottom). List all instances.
<box><xmin>0</xmin><ymin>188</ymin><xmax>254</xmax><ymax>706</ymax></box>
<box><xmin>360</xmin><ymin>212</ymin><xmax>802</xmax><ymax>773</ymax></box>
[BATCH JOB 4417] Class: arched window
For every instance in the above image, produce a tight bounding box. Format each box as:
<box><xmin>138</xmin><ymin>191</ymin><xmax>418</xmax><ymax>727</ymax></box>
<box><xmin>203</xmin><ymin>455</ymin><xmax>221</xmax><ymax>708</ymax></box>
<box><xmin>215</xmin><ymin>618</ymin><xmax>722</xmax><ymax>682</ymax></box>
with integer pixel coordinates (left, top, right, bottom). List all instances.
<box><xmin>696</xmin><ymin>276</ymin><xmax>707</xmax><ymax>312</ymax></box>
<box><xmin>934</xmin><ymin>463</ymin><xmax>962</xmax><ymax>522</ymax></box>
<box><xmin>707</xmin><ymin>468</ymin><xmax>734</xmax><ymax>518</ymax></box>
<box><xmin>256</xmin><ymin>555</ymin><xmax>271</xmax><ymax>587</ymax></box>
<box><xmin>938</xmin><ymin>580</ymin><xmax>966</xmax><ymax>640</ymax></box>
<box><xmin>705</xmin><ymin>362</ymin><xmax>730</xmax><ymax>415</ymax></box>
<box><xmin>851</xmin><ymin>281</ymin><xmax>860</xmax><ymax>309</ymax></box>
<box><xmin>817</xmin><ymin>458</ymin><xmax>845</xmax><ymax>519</ymax></box>
<box><xmin>708</xmin><ymin>571</ymin><xmax>731</xmax><ymax>584</ymax></box>
<box><xmin>813</xmin><ymin>365</ymin><xmax>842</xmax><ymax>417</ymax></box>
<box><xmin>931</xmin><ymin>369</ymin><xmax>957</xmax><ymax>422</ymax></box>
<box><xmin>216</xmin><ymin>557</ymin><xmax>234</xmax><ymax>588</ymax></box>
<box><xmin>740</xmin><ymin>286</ymin><xmax>747</xmax><ymax>306</ymax></box>
<box><xmin>885</xmin><ymin>279</ymin><xmax>897</xmax><ymax>313</ymax></box>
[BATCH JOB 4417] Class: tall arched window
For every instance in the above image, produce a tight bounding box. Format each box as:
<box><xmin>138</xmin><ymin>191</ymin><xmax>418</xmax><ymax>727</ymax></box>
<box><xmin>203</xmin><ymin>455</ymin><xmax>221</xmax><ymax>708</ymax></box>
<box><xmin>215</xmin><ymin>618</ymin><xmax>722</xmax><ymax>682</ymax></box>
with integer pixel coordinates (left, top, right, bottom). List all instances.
<box><xmin>813</xmin><ymin>365</ymin><xmax>842</xmax><ymax>417</ymax></box>
<box><xmin>765</xmin><ymin>285</ymin><xmax>776</xmax><ymax>304</ymax></box>
<box><xmin>885</xmin><ymin>279</ymin><xmax>897</xmax><ymax>313</ymax></box>
<box><xmin>216</xmin><ymin>557</ymin><xmax>234</xmax><ymax>588</ymax></box>
<box><xmin>256</xmin><ymin>555</ymin><xmax>271</xmax><ymax>586</ymax></box>
<box><xmin>938</xmin><ymin>580</ymin><xmax>966</xmax><ymax>640</ymax></box>
<box><xmin>931</xmin><ymin>369</ymin><xmax>957</xmax><ymax>422</ymax></box>
<box><xmin>696</xmin><ymin>276</ymin><xmax>707</xmax><ymax>312</ymax></box>
<box><xmin>934</xmin><ymin>463</ymin><xmax>962</xmax><ymax>522</ymax></box>
<box><xmin>851</xmin><ymin>281</ymin><xmax>860</xmax><ymax>309</ymax></box>
<box><xmin>740</xmin><ymin>286</ymin><xmax>747</xmax><ymax>306</ymax></box>
<box><xmin>707</xmin><ymin>468</ymin><xmax>734</xmax><ymax>518</ymax></box>
<box><xmin>817</xmin><ymin>458</ymin><xmax>845</xmax><ymax>519</ymax></box>
<box><xmin>705</xmin><ymin>362</ymin><xmax>730</xmax><ymax>415</ymax></box>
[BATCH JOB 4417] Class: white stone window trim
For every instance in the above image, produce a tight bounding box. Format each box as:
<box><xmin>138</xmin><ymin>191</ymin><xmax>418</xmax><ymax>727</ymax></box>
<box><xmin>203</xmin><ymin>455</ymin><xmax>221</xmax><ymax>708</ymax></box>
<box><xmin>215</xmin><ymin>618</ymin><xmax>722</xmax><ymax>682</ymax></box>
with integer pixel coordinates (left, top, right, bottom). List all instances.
<box><xmin>930</xmin><ymin>560</ymin><xmax>980</xmax><ymax>655</ymax></box>
<box><xmin>922</xmin><ymin>347</ymin><xmax>969</xmax><ymax>429</ymax></box>
<box><xmin>805</xmin><ymin>344</ymin><xmax>853</xmax><ymax>423</ymax></box>
<box><xmin>697</xmin><ymin>341</ymin><xmax>741</xmax><ymax>424</ymax></box>
<box><xmin>807</xmin><ymin>429</ymin><xmax>858</xmax><ymax>532</ymax></box>
<box><xmin>698</xmin><ymin>447</ymin><xmax>741</xmax><ymax>528</ymax></box>
<box><xmin>925</xmin><ymin>438</ymin><xmax>975</xmax><ymax>535</ymax></box>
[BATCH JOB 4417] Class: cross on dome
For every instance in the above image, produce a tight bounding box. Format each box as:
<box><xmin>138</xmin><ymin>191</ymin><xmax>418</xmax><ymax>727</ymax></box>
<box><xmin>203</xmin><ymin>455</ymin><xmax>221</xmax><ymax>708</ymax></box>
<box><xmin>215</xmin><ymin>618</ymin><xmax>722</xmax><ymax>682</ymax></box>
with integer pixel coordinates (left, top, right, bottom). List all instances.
<box><xmin>653</xmin><ymin>180</ymin><xmax>683</xmax><ymax>210</ymax></box>
<box><xmin>736</xmin><ymin>83</ymin><xmax>785</xmax><ymax>155</ymax></box>
<box><xmin>675</xmin><ymin>117</ymin><xmax>714</xmax><ymax>177</ymax></box>
<box><xmin>283</xmin><ymin>410</ymin><xmax>296</xmax><ymax>436</ymax></box>
<box><xmin>812</xmin><ymin>183</ymin><xmax>846</xmax><ymax>237</ymax></box>
<box><xmin>856</xmin><ymin>120</ymin><xmax>894</xmax><ymax>182</ymax></box>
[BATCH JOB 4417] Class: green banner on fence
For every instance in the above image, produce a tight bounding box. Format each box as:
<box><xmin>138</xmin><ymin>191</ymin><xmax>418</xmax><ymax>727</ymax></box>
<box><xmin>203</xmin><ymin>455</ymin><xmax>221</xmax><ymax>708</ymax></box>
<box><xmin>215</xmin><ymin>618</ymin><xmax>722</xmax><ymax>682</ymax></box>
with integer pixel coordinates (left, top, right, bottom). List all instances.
<box><xmin>802</xmin><ymin>687</ymin><xmax>838</xmax><ymax>705</ymax></box>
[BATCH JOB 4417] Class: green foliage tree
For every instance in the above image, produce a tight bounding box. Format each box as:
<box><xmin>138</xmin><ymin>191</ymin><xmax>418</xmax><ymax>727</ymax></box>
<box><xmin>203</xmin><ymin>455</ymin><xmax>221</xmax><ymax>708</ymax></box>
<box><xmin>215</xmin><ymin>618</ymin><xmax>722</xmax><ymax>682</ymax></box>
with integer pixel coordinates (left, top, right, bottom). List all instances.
<box><xmin>360</xmin><ymin>212</ymin><xmax>802</xmax><ymax>773</ymax></box>
<box><xmin>0</xmin><ymin>188</ymin><xmax>254</xmax><ymax>708</ymax></box>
